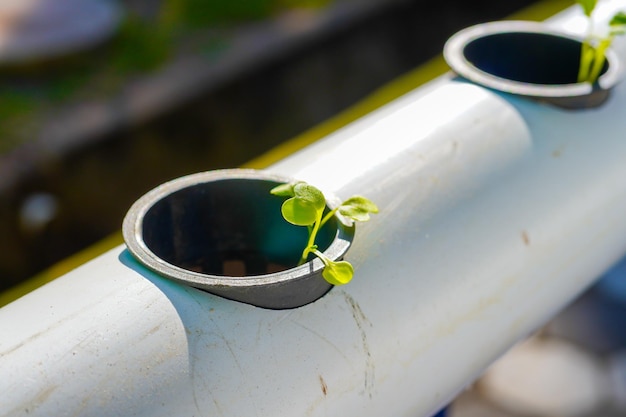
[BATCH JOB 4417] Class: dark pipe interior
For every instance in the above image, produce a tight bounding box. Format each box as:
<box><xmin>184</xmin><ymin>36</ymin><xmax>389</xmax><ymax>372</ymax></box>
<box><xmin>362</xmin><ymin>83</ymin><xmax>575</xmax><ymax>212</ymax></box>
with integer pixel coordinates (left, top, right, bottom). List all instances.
<box><xmin>142</xmin><ymin>178</ymin><xmax>336</xmax><ymax>276</ymax></box>
<box><xmin>463</xmin><ymin>32</ymin><xmax>608</xmax><ymax>84</ymax></box>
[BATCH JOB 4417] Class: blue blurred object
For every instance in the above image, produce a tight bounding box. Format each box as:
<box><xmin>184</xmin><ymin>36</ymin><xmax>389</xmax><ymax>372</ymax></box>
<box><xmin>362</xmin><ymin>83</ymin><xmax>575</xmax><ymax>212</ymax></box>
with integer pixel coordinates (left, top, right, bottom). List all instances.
<box><xmin>597</xmin><ymin>256</ymin><xmax>626</xmax><ymax>305</ymax></box>
<box><xmin>432</xmin><ymin>408</ymin><xmax>447</xmax><ymax>417</ymax></box>
<box><xmin>545</xmin><ymin>254</ymin><xmax>626</xmax><ymax>354</ymax></box>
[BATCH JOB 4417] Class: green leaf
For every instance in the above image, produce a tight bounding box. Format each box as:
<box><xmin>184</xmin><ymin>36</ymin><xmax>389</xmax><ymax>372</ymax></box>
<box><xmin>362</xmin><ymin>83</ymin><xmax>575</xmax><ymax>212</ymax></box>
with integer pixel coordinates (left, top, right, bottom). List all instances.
<box><xmin>610</xmin><ymin>11</ymin><xmax>626</xmax><ymax>25</ymax></box>
<box><xmin>321</xmin><ymin>260</ymin><xmax>354</xmax><ymax>285</ymax></box>
<box><xmin>610</xmin><ymin>12</ymin><xmax>626</xmax><ymax>35</ymax></box>
<box><xmin>281</xmin><ymin>198</ymin><xmax>318</xmax><ymax>226</ymax></box>
<box><xmin>577</xmin><ymin>0</ymin><xmax>597</xmax><ymax>16</ymax></box>
<box><xmin>338</xmin><ymin>196</ymin><xmax>379</xmax><ymax>222</ymax></box>
<box><xmin>270</xmin><ymin>182</ymin><xmax>298</xmax><ymax>197</ymax></box>
<box><xmin>278</xmin><ymin>182</ymin><xmax>326</xmax><ymax>226</ymax></box>
<box><xmin>271</xmin><ymin>181</ymin><xmax>376</xmax><ymax>285</ymax></box>
<box><xmin>338</xmin><ymin>206</ymin><xmax>372</xmax><ymax>222</ymax></box>
<box><xmin>341</xmin><ymin>196</ymin><xmax>379</xmax><ymax>213</ymax></box>
<box><xmin>293</xmin><ymin>183</ymin><xmax>326</xmax><ymax>211</ymax></box>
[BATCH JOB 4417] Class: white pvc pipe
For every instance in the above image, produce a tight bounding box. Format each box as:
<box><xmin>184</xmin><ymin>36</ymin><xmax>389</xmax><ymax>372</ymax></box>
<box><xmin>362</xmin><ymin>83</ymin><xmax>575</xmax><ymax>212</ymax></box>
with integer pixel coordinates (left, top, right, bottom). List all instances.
<box><xmin>2</xmin><ymin>2</ymin><xmax>626</xmax><ymax>416</ymax></box>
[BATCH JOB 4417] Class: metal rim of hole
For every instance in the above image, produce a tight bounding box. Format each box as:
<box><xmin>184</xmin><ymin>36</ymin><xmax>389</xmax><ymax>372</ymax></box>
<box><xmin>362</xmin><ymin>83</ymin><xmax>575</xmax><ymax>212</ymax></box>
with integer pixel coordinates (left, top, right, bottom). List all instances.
<box><xmin>443</xmin><ymin>20</ymin><xmax>621</xmax><ymax>99</ymax></box>
<box><xmin>122</xmin><ymin>168</ymin><xmax>355</xmax><ymax>290</ymax></box>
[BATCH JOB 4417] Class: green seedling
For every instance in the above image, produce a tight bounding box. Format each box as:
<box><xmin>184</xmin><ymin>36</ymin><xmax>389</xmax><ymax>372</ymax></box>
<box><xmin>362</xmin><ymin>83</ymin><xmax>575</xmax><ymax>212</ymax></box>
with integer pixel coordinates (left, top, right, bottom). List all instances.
<box><xmin>576</xmin><ymin>0</ymin><xmax>626</xmax><ymax>83</ymax></box>
<box><xmin>270</xmin><ymin>181</ymin><xmax>378</xmax><ymax>285</ymax></box>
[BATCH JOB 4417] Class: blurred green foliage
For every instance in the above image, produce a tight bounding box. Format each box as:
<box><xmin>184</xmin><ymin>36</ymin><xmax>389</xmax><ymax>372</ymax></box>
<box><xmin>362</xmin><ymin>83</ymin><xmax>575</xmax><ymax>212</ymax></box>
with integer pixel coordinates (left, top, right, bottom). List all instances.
<box><xmin>166</xmin><ymin>0</ymin><xmax>274</xmax><ymax>26</ymax></box>
<box><xmin>109</xmin><ymin>16</ymin><xmax>173</xmax><ymax>72</ymax></box>
<box><xmin>162</xmin><ymin>0</ymin><xmax>332</xmax><ymax>27</ymax></box>
<box><xmin>0</xmin><ymin>0</ymin><xmax>333</xmax><ymax>152</ymax></box>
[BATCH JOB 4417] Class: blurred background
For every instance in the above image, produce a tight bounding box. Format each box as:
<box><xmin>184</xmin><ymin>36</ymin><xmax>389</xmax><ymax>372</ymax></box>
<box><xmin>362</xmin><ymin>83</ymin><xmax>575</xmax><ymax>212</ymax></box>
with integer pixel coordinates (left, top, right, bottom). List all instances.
<box><xmin>1</xmin><ymin>0</ymin><xmax>625</xmax><ymax>416</ymax></box>
<box><xmin>0</xmin><ymin>0</ymin><xmax>541</xmax><ymax>292</ymax></box>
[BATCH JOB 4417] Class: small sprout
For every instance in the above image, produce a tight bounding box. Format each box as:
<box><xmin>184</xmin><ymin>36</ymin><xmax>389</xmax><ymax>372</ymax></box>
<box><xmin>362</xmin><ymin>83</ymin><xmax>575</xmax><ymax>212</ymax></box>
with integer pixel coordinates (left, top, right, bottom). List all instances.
<box><xmin>576</xmin><ymin>1</ymin><xmax>626</xmax><ymax>83</ymax></box>
<box><xmin>271</xmin><ymin>181</ymin><xmax>378</xmax><ymax>285</ymax></box>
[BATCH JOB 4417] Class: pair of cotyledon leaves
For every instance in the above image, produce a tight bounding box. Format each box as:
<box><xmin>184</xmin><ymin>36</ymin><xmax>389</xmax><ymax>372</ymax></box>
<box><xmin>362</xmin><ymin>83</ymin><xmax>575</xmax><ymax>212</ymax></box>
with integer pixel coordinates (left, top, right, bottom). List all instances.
<box><xmin>270</xmin><ymin>181</ymin><xmax>378</xmax><ymax>285</ymax></box>
<box><xmin>271</xmin><ymin>182</ymin><xmax>378</xmax><ymax>225</ymax></box>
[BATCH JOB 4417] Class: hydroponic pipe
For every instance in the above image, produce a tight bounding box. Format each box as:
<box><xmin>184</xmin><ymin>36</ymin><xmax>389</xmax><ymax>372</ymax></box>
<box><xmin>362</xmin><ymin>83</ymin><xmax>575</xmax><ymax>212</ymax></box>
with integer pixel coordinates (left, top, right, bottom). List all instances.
<box><xmin>2</xmin><ymin>2</ymin><xmax>626</xmax><ymax>416</ymax></box>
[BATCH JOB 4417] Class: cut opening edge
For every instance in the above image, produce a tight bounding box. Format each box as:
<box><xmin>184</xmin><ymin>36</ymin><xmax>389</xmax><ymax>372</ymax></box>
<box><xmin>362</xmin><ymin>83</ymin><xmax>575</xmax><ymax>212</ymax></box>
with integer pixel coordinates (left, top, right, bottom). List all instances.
<box><xmin>122</xmin><ymin>169</ymin><xmax>355</xmax><ymax>289</ymax></box>
<box><xmin>128</xmin><ymin>225</ymin><xmax>351</xmax><ymax>288</ymax></box>
<box><xmin>443</xmin><ymin>20</ymin><xmax>621</xmax><ymax>102</ymax></box>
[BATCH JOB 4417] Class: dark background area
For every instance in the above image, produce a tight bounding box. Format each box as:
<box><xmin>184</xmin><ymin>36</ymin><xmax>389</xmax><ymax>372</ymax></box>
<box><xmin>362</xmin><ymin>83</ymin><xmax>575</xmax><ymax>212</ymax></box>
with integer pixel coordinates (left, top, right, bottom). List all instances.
<box><xmin>0</xmin><ymin>0</ymin><xmax>540</xmax><ymax>292</ymax></box>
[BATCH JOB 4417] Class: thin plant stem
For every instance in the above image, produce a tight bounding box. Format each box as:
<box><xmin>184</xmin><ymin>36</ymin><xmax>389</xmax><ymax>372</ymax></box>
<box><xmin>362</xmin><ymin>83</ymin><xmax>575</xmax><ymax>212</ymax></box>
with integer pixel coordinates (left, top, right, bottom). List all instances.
<box><xmin>578</xmin><ymin>42</ymin><xmax>593</xmax><ymax>82</ymax></box>
<box><xmin>311</xmin><ymin>249</ymin><xmax>330</xmax><ymax>267</ymax></box>
<box><xmin>320</xmin><ymin>207</ymin><xmax>338</xmax><ymax>228</ymax></box>
<box><xmin>578</xmin><ymin>19</ymin><xmax>594</xmax><ymax>83</ymax></box>
<box><xmin>588</xmin><ymin>38</ymin><xmax>611</xmax><ymax>83</ymax></box>
<box><xmin>298</xmin><ymin>209</ymin><xmax>323</xmax><ymax>265</ymax></box>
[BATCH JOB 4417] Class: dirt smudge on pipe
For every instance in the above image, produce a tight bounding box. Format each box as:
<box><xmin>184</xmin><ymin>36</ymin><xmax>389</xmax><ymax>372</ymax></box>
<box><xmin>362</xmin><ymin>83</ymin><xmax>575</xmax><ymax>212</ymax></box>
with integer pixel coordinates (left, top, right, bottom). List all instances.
<box><xmin>341</xmin><ymin>291</ymin><xmax>374</xmax><ymax>398</ymax></box>
<box><xmin>319</xmin><ymin>375</ymin><xmax>328</xmax><ymax>396</ymax></box>
<box><xmin>521</xmin><ymin>231</ymin><xmax>530</xmax><ymax>246</ymax></box>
